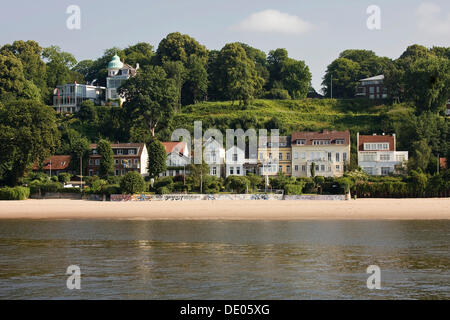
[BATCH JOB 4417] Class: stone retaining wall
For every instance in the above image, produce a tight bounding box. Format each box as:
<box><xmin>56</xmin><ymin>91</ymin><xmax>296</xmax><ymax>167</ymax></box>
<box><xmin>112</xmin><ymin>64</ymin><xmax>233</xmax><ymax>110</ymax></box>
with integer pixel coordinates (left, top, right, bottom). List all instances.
<box><xmin>284</xmin><ymin>195</ymin><xmax>347</xmax><ymax>201</ymax></box>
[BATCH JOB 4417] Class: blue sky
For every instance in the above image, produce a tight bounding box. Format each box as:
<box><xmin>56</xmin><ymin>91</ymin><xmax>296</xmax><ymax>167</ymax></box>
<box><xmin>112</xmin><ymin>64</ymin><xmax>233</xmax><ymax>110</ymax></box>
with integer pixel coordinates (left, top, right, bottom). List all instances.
<box><xmin>1</xmin><ymin>0</ymin><xmax>449</xmax><ymax>92</ymax></box>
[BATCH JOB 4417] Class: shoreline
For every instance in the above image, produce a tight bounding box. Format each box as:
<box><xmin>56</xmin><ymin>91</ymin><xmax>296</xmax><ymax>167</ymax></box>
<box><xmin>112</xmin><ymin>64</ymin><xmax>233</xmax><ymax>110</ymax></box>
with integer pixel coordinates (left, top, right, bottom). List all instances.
<box><xmin>0</xmin><ymin>198</ymin><xmax>449</xmax><ymax>220</ymax></box>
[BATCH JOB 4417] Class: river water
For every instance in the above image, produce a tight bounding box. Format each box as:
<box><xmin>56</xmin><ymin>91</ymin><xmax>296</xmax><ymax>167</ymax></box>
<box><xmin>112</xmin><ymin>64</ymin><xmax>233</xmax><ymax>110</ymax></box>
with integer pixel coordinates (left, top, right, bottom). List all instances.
<box><xmin>0</xmin><ymin>220</ymin><xmax>448</xmax><ymax>299</ymax></box>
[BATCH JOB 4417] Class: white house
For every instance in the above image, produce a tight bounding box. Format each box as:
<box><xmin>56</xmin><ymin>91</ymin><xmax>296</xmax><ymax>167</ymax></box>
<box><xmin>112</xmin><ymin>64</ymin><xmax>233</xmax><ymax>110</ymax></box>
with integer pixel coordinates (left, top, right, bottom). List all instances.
<box><xmin>225</xmin><ymin>145</ymin><xmax>246</xmax><ymax>177</ymax></box>
<box><xmin>203</xmin><ymin>137</ymin><xmax>225</xmax><ymax>178</ymax></box>
<box><xmin>357</xmin><ymin>133</ymin><xmax>408</xmax><ymax>175</ymax></box>
<box><xmin>53</xmin><ymin>83</ymin><xmax>105</xmax><ymax>114</ymax></box>
<box><xmin>106</xmin><ymin>54</ymin><xmax>139</xmax><ymax>106</ymax></box>
<box><xmin>160</xmin><ymin>141</ymin><xmax>191</xmax><ymax>177</ymax></box>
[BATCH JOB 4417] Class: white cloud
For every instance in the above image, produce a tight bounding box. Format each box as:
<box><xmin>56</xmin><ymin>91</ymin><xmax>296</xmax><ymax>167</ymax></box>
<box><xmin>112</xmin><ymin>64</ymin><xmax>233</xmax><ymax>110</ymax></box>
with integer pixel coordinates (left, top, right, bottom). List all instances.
<box><xmin>231</xmin><ymin>9</ymin><xmax>313</xmax><ymax>35</ymax></box>
<box><xmin>416</xmin><ymin>2</ymin><xmax>450</xmax><ymax>36</ymax></box>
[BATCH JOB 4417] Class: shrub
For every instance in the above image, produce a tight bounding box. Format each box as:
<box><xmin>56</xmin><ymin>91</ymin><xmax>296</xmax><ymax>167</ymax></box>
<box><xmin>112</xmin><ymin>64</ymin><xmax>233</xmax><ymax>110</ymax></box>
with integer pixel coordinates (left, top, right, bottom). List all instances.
<box><xmin>157</xmin><ymin>186</ymin><xmax>170</xmax><ymax>195</ymax></box>
<box><xmin>107</xmin><ymin>176</ymin><xmax>121</xmax><ymax>185</ymax></box>
<box><xmin>58</xmin><ymin>173</ymin><xmax>71</xmax><ymax>183</ymax></box>
<box><xmin>59</xmin><ymin>187</ymin><xmax>81</xmax><ymax>194</ymax></box>
<box><xmin>153</xmin><ymin>177</ymin><xmax>174</xmax><ymax>191</ymax></box>
<box><xmin>173</xmin><ymin>181</ymin><xmax>189</xmax><ymax>193</ymax></box>
<box><xmin>100</xmin><ymin>184</ymin><xmax>121</xmax><ymax>195</ymax></box>
<box><xmin>225</xmin><ymin>176</ymin><xmax>250</xmax><ymax>194</ymax></box>
<box><xmin>265</xmin><ymin>88</ymin><xmax>291</xmax><ymax>100</ymax></box>
<box><xmin>284</xmin><ymin>184</ymin><xmax>304</xmax><ymax>195</ymax></box>
<box><xmin>0</xmin><ymin>187</ymin><xmax>30</xmax><ymax>200</ymax></box>
<box><xmin>120</xmin><ymin>171</ymin><xmax>145</xmax><ymax>194</ymax></box>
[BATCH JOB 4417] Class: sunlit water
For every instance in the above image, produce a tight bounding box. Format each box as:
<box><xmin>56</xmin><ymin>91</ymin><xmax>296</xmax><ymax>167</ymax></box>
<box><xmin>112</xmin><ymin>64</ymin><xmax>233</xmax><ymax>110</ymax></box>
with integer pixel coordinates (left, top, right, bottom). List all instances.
<box><xmin>0</xmin><ymin>220</ymin><xmax>448</xmax><ymax>299</ymax></box>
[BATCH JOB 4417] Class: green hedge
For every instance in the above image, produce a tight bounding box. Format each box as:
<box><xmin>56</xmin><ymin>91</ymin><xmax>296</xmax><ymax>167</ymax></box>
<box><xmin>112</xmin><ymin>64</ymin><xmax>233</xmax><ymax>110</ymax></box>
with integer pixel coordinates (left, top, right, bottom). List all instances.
<box><xmin>284</xmin><ymin>184</ymin><xmax>304</xmax><ymax>195</ymax></box>
<box><xmin>0</xmin><ymin>187</ymin><xmax>30</xmax><ymax>200</ymax></box>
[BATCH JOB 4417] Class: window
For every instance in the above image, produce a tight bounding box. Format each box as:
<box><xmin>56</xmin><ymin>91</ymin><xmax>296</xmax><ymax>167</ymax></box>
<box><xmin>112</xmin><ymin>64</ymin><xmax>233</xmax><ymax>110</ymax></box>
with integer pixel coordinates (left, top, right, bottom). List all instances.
<box><xmin>287</xmin><ymin>165</ymin><xmax>291</xmax><ymax>173</ymax></box>
<box><xmin>279</xmin><ymin>165</ymin><xmax>282</xmax><ymax>172</ymax></box>
<box><xmin>301</xmin><ymin>152</ymin><xmax>306</xmax><ymax>159</ymax></box>
<box><xmin>129</xmin><ymin>149</ymin><xmax>135</xmax><ymax>155</ymax></box>
<box><xmin>121</xmin><ymin>169</ymin><xmax>126</xmax><ymax>175</ymax></box>
<box><xmin>328</xmin><ymin>152</ymin><xmax>332</xmax><ymax>162</ymax></box>
<box><xmin>230</xmin><ymin>167</ymin><xmax>234</xmax><ymax>175</ymax></box>
<box><xmin>134</xmin><ymin>159</ymin><xmax>138</xmax><ymax>164</ymax></box>
<box><xmin>343</xmin><ymin>152</ymin><xmax>347</xmax><ymax>162</ymax></box>
<box><xmin>381</xmin><ymin>167</ymin><xmax>391</xmax><ymax>175</ymax></box>
<box><xmin>236</xmin><ymin>167</ymin><xmax>240</xmax><ymax>175</ymax></box>
<box><xmin>92</xmin><ymin>149</ymin><xmax>98</xmax><ymax>155</ymax></box>
<box><xmin>89</xmin><ymin>159</ymin><xmax>93</xmax><ymax>165</ymax></box>
<box><xmin>286</xmin><ymin>153</ymin><xmax>291</xmax><ymax>160</ymax></box>
<box><xmin>115</xmin><ymin>159</ymin><xmax>119</xmax><ymax>165</ymax></box>
<box><xmin>380</xmin><ymin>154</ymin><xmax>391</xmax><ymax>161</ymax></box>
<box><xmin>336</xmin><ymin>165</ymin><xmax>340</xmax><ymax>171</ymax></box>
<box><xmin>321</xmin><ymin>165</ymin><xmax>325</xmax><ymax>171</ymax></box>
<box><xmin>396</xmin><ymin>155</ymin><xmax>405</xmax><ymax>162</ymax></box>
<box><xmin>361</xmin><ymin>152</ymin><xmax>376</xmax><ymax>161</ymax></box>
<box><xmin>115</xmin><ymin>169</ymin><xmax>119</xmax><ymax>176</ymax></box>
<box><xmin>212</xmin><ymin>167</ymin><xmax>217</xmax><ymax>175</ymax></box>
<box><xmin>294</xmin><ymin>152</ymin><xmax>298</xmax><ymax>159</ymax></box>
<box><xmin>302</xmin><ymin>165</ymin><xmax>306</xmax><ymax>172</ymax></box>
<box><xmin>336</xmin><ymin>153</ymin><xmax>340</xmax><ymax>162</ymax></box>
<box><xmin>95</xmin><ymin>159</ymin><xmax>100</xmax><ymax>165</ymax></box>
<box><xmin>117</xmin><ymin>149</ymin><xmax>123</xmax><ymax>155</ymax></box>
<box><xmin>296</xmin><ymin>139</ymin><xmax>305</xmax><ymax>145</ymax></box>
<box><xmin>233</xmin><ymin>153</ymin><xmax>238</xmax><ymax>162</ymax></box>
<box><xmin>335</xmin><ymin>139</ymin><xmax>345</xmax><ymax>145</ymax></box>
<box><xmin>279</xmin><ymin>153</ymin><xmax>282</xmax><ymax>161</ymax></box>
<box><xmin>269</xmin><ymin>153</ymin><xmax>272</xmax><ymax>159</ymax></box>
<box><xmin>310</xmin><ymin>152</ymin><xmax>314</xmax><ymax>160</ymax></box>
<box><xmin>89</xmin><ymin>170</ymin><xmax>93</xmax><ymax>176</ymax></box>
<box><xmin>295</xmin><ymin>165</ymin><xmax>299</xmax><ymax>171</ymax></box>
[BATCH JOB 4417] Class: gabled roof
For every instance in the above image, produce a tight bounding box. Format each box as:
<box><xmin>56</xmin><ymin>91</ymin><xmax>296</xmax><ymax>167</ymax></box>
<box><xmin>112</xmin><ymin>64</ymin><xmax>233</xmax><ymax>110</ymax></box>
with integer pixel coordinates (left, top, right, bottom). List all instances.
<box><xmin>33</xmin><ymin>155</ymin><xmax>71</xmax><ymax>171</ymax></box>
<box><xmin>358</xmin><ymin>134</ymin><xmax>395</xmax><ymax>151</ymax></box>
<box><xmin>360</xmin><ymin>75</ymin><xmax>384</xmax><ymax>82</ymax></box>
<box><xmin>291</xmin><ymin>130</ymin><xmax>350</xmax><ymax>146</ymax></box>
<box><xmin>162</xmin><ymin>141</ymin><xmax>187</xmax><ymax>154</ymax></box>
<box><xmin>258</xmin><ymin>136</ymin><xmax>291</xmax><ymax>148</ymax></box>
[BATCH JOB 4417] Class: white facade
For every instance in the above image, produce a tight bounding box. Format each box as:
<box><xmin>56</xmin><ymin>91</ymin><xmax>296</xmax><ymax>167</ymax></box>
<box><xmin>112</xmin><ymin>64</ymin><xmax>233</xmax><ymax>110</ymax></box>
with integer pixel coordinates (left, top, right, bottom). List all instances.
<box><xmin>225</xmin><ymin>146</ymin><xmax>245</xmax><ymax>177</ymax></box>
<box><xmin>204</xmin><ymin>138</ymin><xmax>225</xmax><ymax>178</ymax></box>
<box><xmin>357</xmin><ymin>133</ymin><xmax>408</xmax><ymax>176</ymax></box>
<box><xmin>53</xmin><ymin>83</ymin><xmax>105</xmax><ymax>113</ymax></box>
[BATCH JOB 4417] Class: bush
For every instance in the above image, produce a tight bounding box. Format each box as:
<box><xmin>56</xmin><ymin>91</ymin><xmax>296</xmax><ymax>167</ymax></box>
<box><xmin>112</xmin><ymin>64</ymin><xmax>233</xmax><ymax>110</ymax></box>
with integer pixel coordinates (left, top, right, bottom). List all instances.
<box><xmin>284</xmin><ymin>184</ymin><xmax>304</xmax><ymax>195</ymax></box>
<box><xmin>59</xmin><ymin>187</ymin><xmax>81</xmax><ymax>194</ymax></box>
<box><xmin>173</xmin><ymin>181</ymin><xmax>189</xmax><ymax>193</ymax></box>
<box><xmin>58</xmin><ymin>173</ymin><xmax>71</xmax><ymax>183</ymax></box>
<box><xmin>107</xmin><ymin>176</ymin><xmax>122</xmax><ymax>185</ymax></box>
<box><xmin>153</xmin><ymin>177</ymin><xmax>174</xmax><ymax>191</ymax></box>
<box><xmin>120</xmin><ymin>171</ymin><xmax>145</xmax><ymax>194</ymax></box>
<box><xmin>100</xmin><ymin>184</ymin><xmax>121</xmax><ymax>195</ymax></box>
<box><xmin>157</xmin><ymin>186</ymin><xmax>170</xmax><ymax>195</ymax></box>
<box><xmin>265</xmin><ymin>88</ymin><xmax>291</xmax><ymax>100</ymax></box>
<box><xmin>0</xmin><ymin>187</ymin><xmax>30</xmax><ymax>200</ymax></box>
<box><xmin>225</xmin><ymin>176</ymin><xmax>250</xmax><ymax>193</ymax></box>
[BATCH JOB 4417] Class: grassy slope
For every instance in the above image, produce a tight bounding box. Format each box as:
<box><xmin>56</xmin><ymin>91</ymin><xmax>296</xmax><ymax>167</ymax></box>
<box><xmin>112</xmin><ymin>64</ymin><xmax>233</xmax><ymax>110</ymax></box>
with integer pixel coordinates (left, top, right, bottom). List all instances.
<box><xmin>172</xmin><ymin>98</ymin><xmax>409</xmax><ymax>135</ymax></box>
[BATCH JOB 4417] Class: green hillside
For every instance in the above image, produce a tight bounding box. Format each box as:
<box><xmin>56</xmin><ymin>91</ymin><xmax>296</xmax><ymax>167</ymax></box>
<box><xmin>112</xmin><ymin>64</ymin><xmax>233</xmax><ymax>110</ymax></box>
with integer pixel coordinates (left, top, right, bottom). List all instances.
<box><xmin>171</xmin><ymin>98</ymin><xmax>412</xmax><ymax>136</ymax></box>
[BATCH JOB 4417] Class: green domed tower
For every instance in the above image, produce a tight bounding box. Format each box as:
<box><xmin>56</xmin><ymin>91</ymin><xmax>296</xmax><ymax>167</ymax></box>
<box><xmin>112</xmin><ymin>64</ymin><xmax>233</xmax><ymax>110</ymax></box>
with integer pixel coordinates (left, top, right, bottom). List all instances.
<box><xmin>108</xmin><ymin>54</ymin><xmax>124</xmax><ymax>76</ymax></box>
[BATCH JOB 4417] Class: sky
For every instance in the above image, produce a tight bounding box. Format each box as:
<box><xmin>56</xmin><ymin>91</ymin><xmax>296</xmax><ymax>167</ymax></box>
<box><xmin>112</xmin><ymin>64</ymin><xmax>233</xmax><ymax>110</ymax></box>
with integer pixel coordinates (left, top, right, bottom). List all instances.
<box><xmin>1</xmin><ymin>0</ymin><xmax>449</xmax><ymax>93</ymax></box>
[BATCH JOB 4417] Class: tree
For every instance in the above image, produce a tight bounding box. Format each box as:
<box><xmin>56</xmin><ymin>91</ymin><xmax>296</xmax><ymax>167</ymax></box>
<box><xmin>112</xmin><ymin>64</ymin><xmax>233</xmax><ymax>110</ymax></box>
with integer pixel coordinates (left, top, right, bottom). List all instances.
<box><xmin>120</xmin><ymin>171</ymin><xmax>145</xmax><ymax>194</ymax></box>
<box><xmin>310</xmin><ymin>162</ymin><xmax>316</xmax><ymax>177</ymax></box>
<box><xmin>147</xmin><ymin>137</ymin><xmax>167</xmax><ymax>178</ymax></box>
<box><xmin>410</xmin><ymin>139</ymin><xmax>432</xmax><ymax>172</ymax></box>
<box><xmin>77</xmin><ymin>100</ymin><xmax>98</xmax><ymax>123</ymax></box>
<box><xmin>267</xmin><ymin>48</ymin><xmax>289</xmax><ymax>88</ymax></box>
<box><xmin>97</xmin><ymin>139</ymin><xmax>114</xmax><ymax>179</ymax></box>
<box><xmin>216</xmin><ymin>43</ymin><xmax>263</xmax><ymax>104</ymax></box>
<box><xmin>408</xmin><ymin>169</ymin><xmax>428</xmax><ymax>197</ymax></box>
<box><xmin>72</xmin><ymin>60</ymin><xmax>95</xmax><ymax>82</ymax></box>
<box><xmin>156</xmin><ymin>32</ymin><xmax>208</xmax><ymax>65</ymax></box>
<box><xmin>322</xmin><ymin>58</ymin><xmax>361</xmax><ymax>98</ymax></box>
<box><xmin>281</xmin><ymin>59</ymin><xmax>311</xmax><ymax>99</ymax></box>
<box><xmin>42</xmin><ymin>46</ymin><xmax>77</xmax><ymax>98</ymax></box>
<box><xmin>186</xmin><ymin>161</ymin><xmax>210</xmax><ymax>192</ymax></box>
<box><xmin>183</xmin><ymin>54</ymin><xmax>208</xmax><ymax>105</ymax></box>
<box><xmin>0</xmin><ymin>99</ymin><xmax>60</xmax><ymax>186</ymax></box>
<box><xmin>120</xmin><ymin>66</ymin><xmax>178</xmax><ymax>137</ymax></box>
<box><xmin>404</xmin><ymin>56</ymin><xmax>449</xmax><ymax>113</ymax></box>
<box><xmin>225</xmin><ymin>176</ymin><xmax>250</xmax><ymax>193</ymax></box>
<box><xmin>123</xmin><ymin>42</ymin><xmax>155</xmax><ymax>68</ymax></box>
<box><xmin>162</xmin><ymin>60</ymin><xmax>186</xmax><ymax>111</ymax></box>
<box><xmin>0</xmin><ymin>53</ymin><xmax>26</xmax><ymax>99</ymax></box>
<box><xmin>0</xmin><ymin>40</ymin><xmax>47</xmax><ymax>97</ymax></box>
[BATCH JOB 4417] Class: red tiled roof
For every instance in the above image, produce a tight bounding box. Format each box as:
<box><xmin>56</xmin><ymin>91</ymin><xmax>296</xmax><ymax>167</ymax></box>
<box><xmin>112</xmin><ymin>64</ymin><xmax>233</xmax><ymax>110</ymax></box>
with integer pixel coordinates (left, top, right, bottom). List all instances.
<box><xmin>440</xmin><ymin>158</ymin><xmax>447</xmax><ymax>169</ymax></box>
<box><xmin>33</xmin><ymin>155</ymin><xmax>71</xmax><ymax>171</ymax></box>
<box><xmin>162</xmin><ymin>141</ymin><xmax>187</xmax><ymax>154</ymax></box>
<box><xmin>291</xmin><ymin>130</ymin><xmax>350</xmax><ymax>146</ymax></box>
<box><xmin>358</xmin><ymin>134</ymin><xmax>395</xmax><ymax>151</ymax></box>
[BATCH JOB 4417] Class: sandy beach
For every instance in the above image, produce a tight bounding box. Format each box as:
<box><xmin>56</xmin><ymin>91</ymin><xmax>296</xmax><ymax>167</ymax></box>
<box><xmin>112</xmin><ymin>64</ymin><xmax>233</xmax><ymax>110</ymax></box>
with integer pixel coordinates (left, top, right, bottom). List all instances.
<box><xmin>0</xmin><ymin>198</ymin><xmax>449</xmax><ymax>220</ymax></box>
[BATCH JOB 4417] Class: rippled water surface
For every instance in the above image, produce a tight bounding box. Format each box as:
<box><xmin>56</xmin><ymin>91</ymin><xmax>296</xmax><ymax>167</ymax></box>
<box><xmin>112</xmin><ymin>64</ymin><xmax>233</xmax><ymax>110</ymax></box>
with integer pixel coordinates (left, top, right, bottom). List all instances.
<box><xmin>0</xmin><ymin>220</ymin><xmax>448</xmax><ymax>299</ymax></box>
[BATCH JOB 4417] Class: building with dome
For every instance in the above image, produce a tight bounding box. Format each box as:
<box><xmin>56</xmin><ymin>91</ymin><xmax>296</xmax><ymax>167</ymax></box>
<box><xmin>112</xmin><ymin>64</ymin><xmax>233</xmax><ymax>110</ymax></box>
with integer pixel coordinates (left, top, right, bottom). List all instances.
<box><xmin>106</xmin><ymin>54</ymin><xmax>139</xmax><ymax>106</ymax></box>
<box><xmin>53</xmin><ymin>54</ymin><xmax>139</xmax><ymax>113</ymax></box>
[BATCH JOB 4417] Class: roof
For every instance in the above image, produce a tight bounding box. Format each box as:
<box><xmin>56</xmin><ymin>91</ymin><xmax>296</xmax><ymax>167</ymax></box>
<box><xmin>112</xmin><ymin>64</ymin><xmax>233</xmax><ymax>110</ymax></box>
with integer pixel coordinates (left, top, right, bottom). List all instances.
<box><xmin>162</xmin><ymin>141</ymin><xmax>187</xmax><ymax>154</ymax></box>
<box><xmin>358</xmin><ymin>134</ymin><xmax>395</xmax><ymax>151</ymax></box>
<box><xmin>33</xmin><ymin>155</ymin><xmax>71</xmax><ymax>171</ymax></box>
<box><xmin>90</xmin><ymin>143</ymin><xmax>146</xmax><ymax>157</ymax></box>
<box><xmin>291</xmin><ymin>130</ymin><xmax>350</xmax><ymax>146</ymax></box>
<box><xmin>108</xmin><ymin>54</ymin><xmax>124</xmax><ymax>69</ymax></box>
<box><xmin>440</xmin><ymin>158</ymin><xmax>447</xmax><ymax>169</ymax></box>
<box><xmin>360</xmin><ymin>75</ymin><xmax>384</xmax><ymax>82</ymax></box>
<box><xmin>258</xmin><ymin>136</ymin><xmax>291</xmax><ymax>148</ymax></box>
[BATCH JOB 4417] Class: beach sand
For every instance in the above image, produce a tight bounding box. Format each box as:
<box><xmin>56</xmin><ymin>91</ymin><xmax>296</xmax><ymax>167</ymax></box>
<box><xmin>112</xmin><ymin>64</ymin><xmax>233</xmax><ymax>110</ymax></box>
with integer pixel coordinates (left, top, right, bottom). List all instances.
<box><xmin>0</xmin><ymin>198</ymin><xmax>449</xmax><ymax>220</ymax></box>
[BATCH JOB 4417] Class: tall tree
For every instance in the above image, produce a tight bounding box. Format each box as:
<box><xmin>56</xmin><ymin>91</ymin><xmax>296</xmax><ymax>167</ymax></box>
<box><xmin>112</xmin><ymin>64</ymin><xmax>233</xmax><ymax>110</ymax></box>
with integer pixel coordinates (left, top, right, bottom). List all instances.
<box><xmin>156</xmin><ymin>32</ymin><xmax>208</xmax><ymax>65</ymax></box>
<box><xmin>119</xmin><ymin>66</ymin><xmax>178</xmax><ymax>137</ymax></box>
<box><xmin>0</xmin><ymin>99</ymin><xmax>60</xmax><ymax>186</ymax></box>
<box><xmin>0</xmin><ymin>53</ymin><xmax>26</xmax><ymax>99</ymax></box>
<box><xmin>183</xmin><ymin>54</ymin><xmax>208</xmax><ymax>105</ymax></box>
<box><xmin>281</xmin><ymin>59</ymin><xmax>311</xmax><ymax>99</ymax></box>
<box><xmin>0</xmin><ymin>40</ymin><xmax>47</xmax><ymax>97</ymax></box>
<box><xmin>147</xmin><ymin>137</ymin><xmax>167</xmax><ymax>178</ymax></box>
<box><xmin>123</xmin><ymin>42</ymin><xmax>155</xmax><ymax>68</ymax></box>
<box><xmin>97</xmin><ymin>139</ymin><xmax>114</xmax><ymax>179</ymax></box>
<box><xmin>216</xmin><ymin>43</ymin><xmax>263</xmax><ymax>104</ymax></box>
<box><xmin>162</xmin><ymin>60</ymin><xmax>186</xmax><ymax>111</ymax></box>
<box><xmin>322</xmin><ymin>58</ymin><xmax>361</xmax><ymax>98</ymax></box>
<box><xmin>42</xmin><ymin>46</ymin><xmax>78</xmax><ymax>97</ymax></box>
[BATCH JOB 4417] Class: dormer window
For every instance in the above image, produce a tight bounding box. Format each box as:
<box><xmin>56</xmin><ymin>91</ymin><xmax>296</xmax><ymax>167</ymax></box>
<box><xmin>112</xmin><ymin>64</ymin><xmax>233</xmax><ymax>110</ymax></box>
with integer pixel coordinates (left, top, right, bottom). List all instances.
<box><xmin>296</xmin><ymin>139</ymin><xmax>305</xmax><ymax>145</ymax></box>
<box><xmin>92</xmin><ymin>149</ymin><xmax>98</xmax><ymax>155</ymax></box>
<box><xmin>117</xmin><ymin>149</ymin><xmax>123</xmax><ymax>155</ymax></box>
<box><xmin>335</xmin><ymin>139</ymin><xmax>345</xmax><ymax>145</ymax></box>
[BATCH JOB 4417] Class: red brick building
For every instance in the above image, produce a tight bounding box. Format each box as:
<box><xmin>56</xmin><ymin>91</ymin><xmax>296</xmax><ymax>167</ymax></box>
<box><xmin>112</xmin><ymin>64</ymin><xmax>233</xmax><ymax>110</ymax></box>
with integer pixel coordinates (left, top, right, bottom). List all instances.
<box><xmin>356</xmin><ymin>75</ymin><xmax>387</xmax><ymax>100</ymax></box>
<box><xmin>33</xmin><ymin>155</ymin><xmax>72</xmax><ymax>176</ymax></box>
